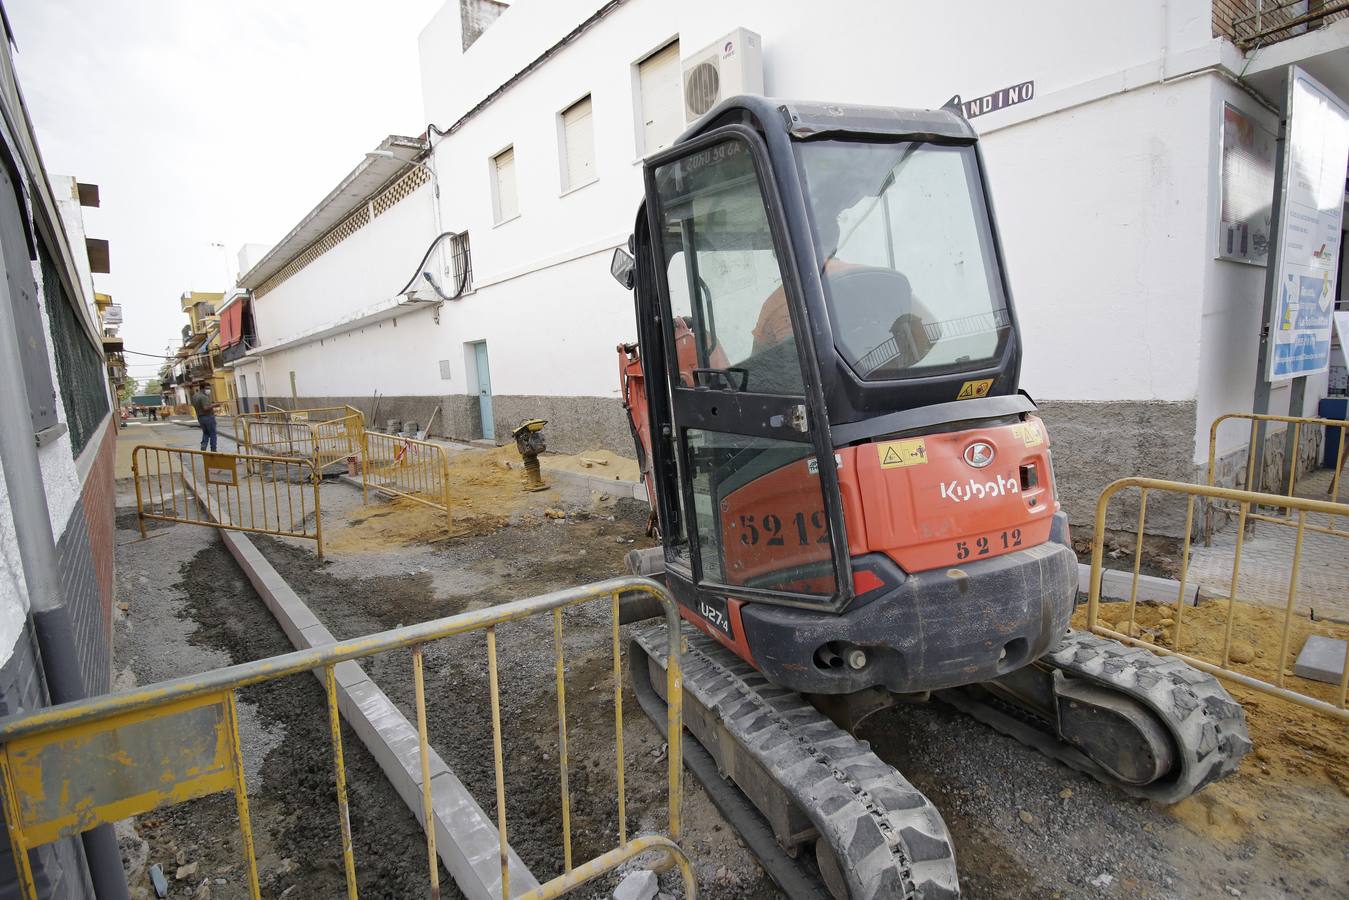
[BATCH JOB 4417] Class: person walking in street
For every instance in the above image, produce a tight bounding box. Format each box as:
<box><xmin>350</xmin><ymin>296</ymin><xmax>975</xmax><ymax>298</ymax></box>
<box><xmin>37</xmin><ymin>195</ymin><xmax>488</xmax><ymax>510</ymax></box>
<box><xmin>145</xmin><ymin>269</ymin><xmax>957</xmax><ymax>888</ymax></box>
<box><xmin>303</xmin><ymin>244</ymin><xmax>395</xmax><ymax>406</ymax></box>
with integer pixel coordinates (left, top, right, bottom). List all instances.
<box><xmin>191</xmin><ymin>386</ymin><xmax>220</xmax><ymax>452</ymax></box>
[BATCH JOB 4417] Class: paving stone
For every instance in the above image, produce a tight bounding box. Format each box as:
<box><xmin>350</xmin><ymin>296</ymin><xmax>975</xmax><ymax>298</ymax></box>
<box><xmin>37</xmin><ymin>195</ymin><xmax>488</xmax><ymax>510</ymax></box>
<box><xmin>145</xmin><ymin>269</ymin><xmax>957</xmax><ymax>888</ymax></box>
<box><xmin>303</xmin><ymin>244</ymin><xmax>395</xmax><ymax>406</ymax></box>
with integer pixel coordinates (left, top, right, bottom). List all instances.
<box><xmin>1293</xmin><ymin>634</ymin><xmax>1349</xmax><ymax>684</ymax></box>
<box><xmin>1189</xmin><ymin>468</ymin><xmax>1349</xmax><ymax>621</ymax></box>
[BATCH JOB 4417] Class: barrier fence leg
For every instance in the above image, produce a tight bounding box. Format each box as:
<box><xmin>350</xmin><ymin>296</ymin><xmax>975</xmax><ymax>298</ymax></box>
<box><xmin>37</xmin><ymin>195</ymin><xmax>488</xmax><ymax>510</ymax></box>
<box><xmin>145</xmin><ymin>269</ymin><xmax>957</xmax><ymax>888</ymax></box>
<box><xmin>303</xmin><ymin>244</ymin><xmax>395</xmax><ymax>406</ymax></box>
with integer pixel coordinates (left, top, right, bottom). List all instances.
<box><xmin>486</xmin><ymin>626</ymin><xmax>510</xmax><ymax>900</ymax></box>
<box><xmin>411</xmin><ymin>645</ymin><xmax>440</xmax><ymax>900</ymax></box>
<box><xmin>313</xmin><ymin>465</ymin><xmax>324</xmax><ymax>560</ymax></box>
<box><xmin>132</xmin><ymin>451</ymin><xmax>147</xmax><ymax>539</ymax></box>
<box><xmin>325</xmin><ymin>666</ymin><xmax>359</xmax><ymax>900</ymax></box>
<box><xmin>225</xmin><ymin>692</ymin><xmax>263</xmax><ymax>900</ymax></box>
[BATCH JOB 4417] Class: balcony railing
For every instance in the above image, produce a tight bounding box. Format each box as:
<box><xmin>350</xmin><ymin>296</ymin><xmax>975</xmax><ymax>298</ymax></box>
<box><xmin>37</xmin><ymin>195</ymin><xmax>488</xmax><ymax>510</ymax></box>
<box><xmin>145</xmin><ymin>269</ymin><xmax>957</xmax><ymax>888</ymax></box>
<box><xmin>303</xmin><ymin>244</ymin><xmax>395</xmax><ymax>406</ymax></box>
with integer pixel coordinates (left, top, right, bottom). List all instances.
<box><xmin>221</xmin><ymin>335</ymin><xmax>259</xmax><ymax>364</ymax></box>
<box><xmin>1222</xmin><ymin>0</ymin><xmax>1349</xmax><ymax>48</ymax></box>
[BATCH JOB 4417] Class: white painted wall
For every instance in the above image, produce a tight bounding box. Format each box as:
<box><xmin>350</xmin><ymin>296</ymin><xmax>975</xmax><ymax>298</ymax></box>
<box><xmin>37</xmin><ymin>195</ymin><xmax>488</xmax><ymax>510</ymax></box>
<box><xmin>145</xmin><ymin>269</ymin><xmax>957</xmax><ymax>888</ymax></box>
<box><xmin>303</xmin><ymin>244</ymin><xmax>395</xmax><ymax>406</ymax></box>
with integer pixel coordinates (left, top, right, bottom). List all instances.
<box><xmin>256</xmin><ymin>0</ymin><xmax>1340</xmax><ymax>471</ymax></box>
<box><xmin>252</xmin><ymin>180</ymin><xmax>436</xmax><ymax>346</ymax></box>
<box><xmin>415</xmin><ymin>0</ymin><xmax>1228</xmax><ymax>404</ymax></box>
<box><xmin>258</xmin><ymin>302</ymin><xmax>448</xmax><ymax>399</ymax></box>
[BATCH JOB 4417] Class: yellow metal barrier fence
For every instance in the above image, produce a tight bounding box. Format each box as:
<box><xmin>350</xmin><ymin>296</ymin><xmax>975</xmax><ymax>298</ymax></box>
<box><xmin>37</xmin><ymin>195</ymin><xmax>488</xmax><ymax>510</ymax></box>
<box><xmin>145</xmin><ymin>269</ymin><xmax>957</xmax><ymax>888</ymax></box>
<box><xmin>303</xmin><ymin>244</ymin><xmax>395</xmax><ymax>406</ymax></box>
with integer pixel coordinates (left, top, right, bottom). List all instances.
<box><xmin>1206</xmin><ymin>412</ymin><xmax>1347</xmax><ymax>540</ymax></box>
<box><xmin>312</xmin><ymin>413</ymin><xmax>365</xmax><ymax>470</ymax></box>
<box><xmin>131</xmin><ymin>445</ymin><xmax>323</xmax><ymax>557</ymax></box>
<box><xmin>0</xmin><ymin>577</ymin><xmax>692</xmax><ymax>900</ymax></box>
<box><xmin>239</xmin><ymin>418</ymin><xmax>314</xmax><ymax>460</ymax></box>
<box><xmin>235</xmin><ymin>404</ymin><xmax>364</xmax><ymax>428</ymax></box>
<box><xmin>237</xmin><ymin>413</ymin><xmax>364</xmax><ymax>473</ymax></box>
<box><xmin>362</xmin><ymin>430</ymin><xmax>453</xmax><ymax>527</ymax></box>
<box><xmin>1088</xmin><ymin>477</ymin><xmax>1349</xmax><ymax>722</ymax></box>
<box><xmin>234</xmin><ymin>405</ymin><xmax>364</xmax><ymax>453</ymax></box>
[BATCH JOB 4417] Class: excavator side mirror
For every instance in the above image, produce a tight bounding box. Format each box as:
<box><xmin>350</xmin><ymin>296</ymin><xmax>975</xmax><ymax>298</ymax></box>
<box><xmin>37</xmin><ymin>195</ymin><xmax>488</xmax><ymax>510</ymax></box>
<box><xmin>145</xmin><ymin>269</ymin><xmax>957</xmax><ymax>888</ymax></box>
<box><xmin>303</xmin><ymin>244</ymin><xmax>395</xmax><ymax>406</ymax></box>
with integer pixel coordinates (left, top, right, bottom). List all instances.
<box><xmin>610</xmin><ymin>248</ymin><xmax>636</xmax><ymax>290</ymax></box>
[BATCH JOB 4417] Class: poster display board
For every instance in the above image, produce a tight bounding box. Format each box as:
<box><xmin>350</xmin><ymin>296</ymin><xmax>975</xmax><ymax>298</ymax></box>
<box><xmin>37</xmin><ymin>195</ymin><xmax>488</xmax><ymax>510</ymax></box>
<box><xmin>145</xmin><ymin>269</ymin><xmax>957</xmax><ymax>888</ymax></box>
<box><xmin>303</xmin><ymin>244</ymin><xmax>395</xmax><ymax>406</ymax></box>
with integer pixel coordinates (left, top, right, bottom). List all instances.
<box><xmin>1267</xmin><ymin>67</ymin><xmax>1349</xmax><ymax>382</ymax></box>
<box><xmin>1218</xmin><ymin>103</ymin><xmax>1276</xmax><ymax>265</ymax></box>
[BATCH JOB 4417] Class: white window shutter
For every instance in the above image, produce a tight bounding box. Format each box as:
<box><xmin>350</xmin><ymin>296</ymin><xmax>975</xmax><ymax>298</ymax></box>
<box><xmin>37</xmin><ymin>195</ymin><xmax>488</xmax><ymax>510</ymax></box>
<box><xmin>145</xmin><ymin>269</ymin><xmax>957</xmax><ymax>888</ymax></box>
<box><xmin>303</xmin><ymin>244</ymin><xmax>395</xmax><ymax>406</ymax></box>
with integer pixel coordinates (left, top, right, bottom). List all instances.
<box><xmin>638</xmin><ymin>41</ymin><xmax>682</xmax><ymax>155</ymax></box>
<box><xmin>494</xmin><ymin>147</ymin><xmax>518</xmax><ymax>221</ymax></box>
<box><xmin>562</xmin><ymin>96</ymin><xmax>595</xmax><ymax>191</ymax></box>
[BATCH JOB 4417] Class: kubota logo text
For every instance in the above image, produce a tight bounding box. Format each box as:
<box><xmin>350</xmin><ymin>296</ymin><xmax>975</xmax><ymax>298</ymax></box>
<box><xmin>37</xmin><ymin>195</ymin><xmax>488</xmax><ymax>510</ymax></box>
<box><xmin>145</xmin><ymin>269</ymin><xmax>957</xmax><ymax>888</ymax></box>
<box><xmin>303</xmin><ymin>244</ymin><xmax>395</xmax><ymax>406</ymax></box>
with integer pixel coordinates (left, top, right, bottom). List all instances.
<box><xmin>941</xmin><ymin>474</ymin><xmax>1019</xmax><ymax>503</ymax></box>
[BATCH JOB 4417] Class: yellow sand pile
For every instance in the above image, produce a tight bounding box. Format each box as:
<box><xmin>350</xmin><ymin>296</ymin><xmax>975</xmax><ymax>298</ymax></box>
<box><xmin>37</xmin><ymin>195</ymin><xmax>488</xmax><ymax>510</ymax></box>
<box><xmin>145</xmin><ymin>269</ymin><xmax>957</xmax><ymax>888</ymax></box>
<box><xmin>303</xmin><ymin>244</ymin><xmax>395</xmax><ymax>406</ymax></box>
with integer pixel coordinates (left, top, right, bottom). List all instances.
<box><xmin>540</xmin><ymin>448</ymin><xmax>640</xmax><ymax>482</ymax></box>
<box><xmin>326</xmin><ymin>445</ymin><xmax>640</xmax><ymax>552</ymax></box>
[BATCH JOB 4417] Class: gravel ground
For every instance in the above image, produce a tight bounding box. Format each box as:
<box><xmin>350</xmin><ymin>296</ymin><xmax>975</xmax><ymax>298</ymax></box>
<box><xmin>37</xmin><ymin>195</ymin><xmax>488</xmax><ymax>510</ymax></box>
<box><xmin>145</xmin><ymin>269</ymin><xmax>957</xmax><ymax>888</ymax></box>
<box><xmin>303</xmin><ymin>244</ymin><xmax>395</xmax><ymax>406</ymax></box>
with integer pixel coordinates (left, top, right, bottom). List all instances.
<box><xmin>113</xmin><ymin>497</ymin><xmax>452</xmax><ymax>899</ymax></box>
<box><xmin>114</xmin><ymin>424</ymin><xmax>1349</xmax><ymax>899</ymax></box>
<box><xmin>248</xmin><ymin>487</ymin><xmax>776</xmax><ymax>900</ymax></box>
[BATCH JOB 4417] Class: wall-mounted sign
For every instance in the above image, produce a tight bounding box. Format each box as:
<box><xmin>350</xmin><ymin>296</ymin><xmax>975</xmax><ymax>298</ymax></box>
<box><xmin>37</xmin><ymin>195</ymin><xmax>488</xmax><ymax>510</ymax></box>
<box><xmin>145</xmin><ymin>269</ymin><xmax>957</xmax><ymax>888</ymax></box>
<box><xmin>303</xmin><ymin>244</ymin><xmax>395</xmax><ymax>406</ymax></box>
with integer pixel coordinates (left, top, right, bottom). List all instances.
<box><xmin>946</xmin><ymin>81</ymin><xmax>1035</xmax><ymax>120</ymax></box>
<box><xmin>1266</xmin><ymin>67</ymin><xmax>1349</xmax><ymax>382</ymax></box>
<box><xmin>1218</xmin><ymin>103</ymin><xmax>1276</xmax><ymax>265</ymax></box>
<box><xmin>103</xmin><ymin>303</ymin><xmax>123</xmax><ymax>325</ymax></box>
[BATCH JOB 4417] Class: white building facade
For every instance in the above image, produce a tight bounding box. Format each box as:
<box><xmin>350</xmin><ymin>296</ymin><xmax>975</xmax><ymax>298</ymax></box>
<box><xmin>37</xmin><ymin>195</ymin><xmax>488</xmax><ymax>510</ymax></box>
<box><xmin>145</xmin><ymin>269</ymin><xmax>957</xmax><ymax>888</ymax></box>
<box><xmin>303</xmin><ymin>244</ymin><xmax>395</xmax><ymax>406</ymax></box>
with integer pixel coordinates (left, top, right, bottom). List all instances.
<box><xmin>234</xmin><ymin>0</ymin><xmax>1349</xmax><ymax>526</ymax></box>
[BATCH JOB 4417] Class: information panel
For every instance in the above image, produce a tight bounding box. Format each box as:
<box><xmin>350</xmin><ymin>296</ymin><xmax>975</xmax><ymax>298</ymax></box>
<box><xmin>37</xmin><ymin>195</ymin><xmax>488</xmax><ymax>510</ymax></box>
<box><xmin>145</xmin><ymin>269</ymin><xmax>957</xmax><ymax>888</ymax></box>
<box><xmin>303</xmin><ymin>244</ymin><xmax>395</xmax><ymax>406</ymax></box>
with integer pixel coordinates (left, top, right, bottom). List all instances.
<box><xmin>1218</xmin><ymin>103</ymin><xmax>1276</xmax><ymax>265</ymax></box>
<box><xmin>1267</xmin><ymin>68</ymin><xmax>1349</xmax><ymax>382</ymax></box>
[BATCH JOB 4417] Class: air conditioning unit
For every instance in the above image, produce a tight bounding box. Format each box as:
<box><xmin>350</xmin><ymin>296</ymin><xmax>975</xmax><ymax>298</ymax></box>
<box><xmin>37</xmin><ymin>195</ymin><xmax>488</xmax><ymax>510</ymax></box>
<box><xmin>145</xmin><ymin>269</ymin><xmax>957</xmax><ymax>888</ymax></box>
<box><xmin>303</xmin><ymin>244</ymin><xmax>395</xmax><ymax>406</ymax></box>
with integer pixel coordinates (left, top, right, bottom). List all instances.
<box><xmin>682</xmin><ymin>28</ymin><xmax>764</xmax><ymax>124</ymax></box>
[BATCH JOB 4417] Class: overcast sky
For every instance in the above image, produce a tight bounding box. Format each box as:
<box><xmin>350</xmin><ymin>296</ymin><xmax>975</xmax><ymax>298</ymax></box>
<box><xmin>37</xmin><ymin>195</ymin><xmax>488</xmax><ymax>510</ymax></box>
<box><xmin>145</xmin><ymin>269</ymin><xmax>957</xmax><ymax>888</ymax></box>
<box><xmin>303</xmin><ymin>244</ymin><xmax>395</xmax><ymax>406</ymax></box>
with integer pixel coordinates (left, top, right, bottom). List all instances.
<box><xmin>7</xmin><ymin>0</ymin><xmax>444</xmax><ymax>384</ymax></box>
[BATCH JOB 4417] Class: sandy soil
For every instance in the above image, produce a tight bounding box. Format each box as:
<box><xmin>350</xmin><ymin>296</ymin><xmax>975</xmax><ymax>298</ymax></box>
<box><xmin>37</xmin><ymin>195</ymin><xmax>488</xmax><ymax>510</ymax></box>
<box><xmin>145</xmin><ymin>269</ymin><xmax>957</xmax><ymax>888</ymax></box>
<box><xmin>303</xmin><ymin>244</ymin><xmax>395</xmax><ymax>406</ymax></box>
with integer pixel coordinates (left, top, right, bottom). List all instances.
<box><xmin>1071</xmin><ymin>600</ymin><xmax>1349</xmax><ymax>898</ymax></box>
<box><xmin>539</xmin><ymin>448</ymin><xmax>641</xmax><ymax>483</ymax></box>
<box><xmin>328</xmin><ymin>445</ymin><xmax>613</xmax><ymax>554</ymax></box>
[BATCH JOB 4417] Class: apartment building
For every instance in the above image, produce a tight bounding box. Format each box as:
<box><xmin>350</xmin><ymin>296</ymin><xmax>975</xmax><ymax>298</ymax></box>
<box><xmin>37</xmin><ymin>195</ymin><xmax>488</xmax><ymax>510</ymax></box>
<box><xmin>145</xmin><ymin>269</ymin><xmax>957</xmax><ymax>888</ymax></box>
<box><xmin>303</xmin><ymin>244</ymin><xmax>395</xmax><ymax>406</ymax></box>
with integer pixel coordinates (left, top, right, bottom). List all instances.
<box><xmin>231</xmin><ymin>0</ymin><xmax>1349</xmax><ymax>526</ymax></box>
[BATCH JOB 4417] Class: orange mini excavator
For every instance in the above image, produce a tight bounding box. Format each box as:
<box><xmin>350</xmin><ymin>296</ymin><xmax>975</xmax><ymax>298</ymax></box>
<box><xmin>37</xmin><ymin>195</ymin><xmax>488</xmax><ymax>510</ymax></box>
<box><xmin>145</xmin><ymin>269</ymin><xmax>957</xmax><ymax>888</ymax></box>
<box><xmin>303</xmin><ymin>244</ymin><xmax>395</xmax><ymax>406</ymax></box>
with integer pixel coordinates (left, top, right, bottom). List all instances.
<box><xmin>610</xmin><ymin>96</ymin><xmax>1250</xmax><ymax>899</ymax></box>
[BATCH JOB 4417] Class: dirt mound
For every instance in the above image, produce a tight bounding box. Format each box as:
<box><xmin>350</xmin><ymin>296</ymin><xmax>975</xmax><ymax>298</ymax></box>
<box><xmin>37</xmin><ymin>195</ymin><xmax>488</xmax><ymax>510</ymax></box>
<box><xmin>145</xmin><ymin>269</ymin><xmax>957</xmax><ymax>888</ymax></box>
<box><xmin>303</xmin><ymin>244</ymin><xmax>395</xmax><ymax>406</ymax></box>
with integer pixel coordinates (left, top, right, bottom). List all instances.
<box><xmin>327</xmin><ymin>446</ymin><xmax>569</xmax><ymax>551</ymax></box>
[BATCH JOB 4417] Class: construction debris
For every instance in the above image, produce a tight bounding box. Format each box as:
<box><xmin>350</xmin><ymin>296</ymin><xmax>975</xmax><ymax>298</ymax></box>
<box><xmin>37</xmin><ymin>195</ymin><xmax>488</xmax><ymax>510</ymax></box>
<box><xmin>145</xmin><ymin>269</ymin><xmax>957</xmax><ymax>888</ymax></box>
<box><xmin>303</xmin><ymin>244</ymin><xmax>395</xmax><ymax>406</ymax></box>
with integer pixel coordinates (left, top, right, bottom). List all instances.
<box><xmin>1294</xmin><ymin>634</ymin><xmax>1349</xmax><ymax>684</ymax></box>
<box><xmin>612</xmin><ymin>869</ymin><xmax>658</xmax><ymax>900</ymax></box>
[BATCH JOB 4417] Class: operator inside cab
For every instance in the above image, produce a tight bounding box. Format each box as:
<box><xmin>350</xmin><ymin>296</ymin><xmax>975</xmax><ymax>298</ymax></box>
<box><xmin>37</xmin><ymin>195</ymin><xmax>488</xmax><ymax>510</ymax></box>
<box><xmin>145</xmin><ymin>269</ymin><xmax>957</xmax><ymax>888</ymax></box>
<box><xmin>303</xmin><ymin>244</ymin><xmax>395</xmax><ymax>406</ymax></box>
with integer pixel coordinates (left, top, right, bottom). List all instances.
<box><xmin>749</xmin><ymin>213</ymin><xmax>938</xmax><ymax>368</ymax></box>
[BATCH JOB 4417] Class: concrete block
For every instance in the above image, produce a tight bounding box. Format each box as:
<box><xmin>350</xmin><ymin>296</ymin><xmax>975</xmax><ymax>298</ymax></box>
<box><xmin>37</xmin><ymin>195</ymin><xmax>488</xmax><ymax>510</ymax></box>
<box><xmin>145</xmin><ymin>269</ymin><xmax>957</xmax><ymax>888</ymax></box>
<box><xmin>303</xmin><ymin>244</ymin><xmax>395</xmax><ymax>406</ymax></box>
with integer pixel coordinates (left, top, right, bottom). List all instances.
<box><xmin>614</xmin><ymin>870</ymin><xmax>658</xmax><ymax>900</ymax></box>
<box><xmin>1293</xmin><ymin>635</ymin><xmax>1349</xmax><ymax>685</ymax></box>
<box><xmin>429</xmin><ymin>771</ymin><xmax>540</xmax><ymax>896</ymax></box>
<box><xmin>1078</xmin><ymin>563</ymin><xmax>1198</xmax><ymax>606</ymax></box>
<box><xmin>332</xmin><ymin>660</ymin><xmax>370</xmax><ymax>691</ymax></box>
<box><xmin>299</xmin><ymin>622</ymin><xmax>336</xmax><ymax>649</ymax></box>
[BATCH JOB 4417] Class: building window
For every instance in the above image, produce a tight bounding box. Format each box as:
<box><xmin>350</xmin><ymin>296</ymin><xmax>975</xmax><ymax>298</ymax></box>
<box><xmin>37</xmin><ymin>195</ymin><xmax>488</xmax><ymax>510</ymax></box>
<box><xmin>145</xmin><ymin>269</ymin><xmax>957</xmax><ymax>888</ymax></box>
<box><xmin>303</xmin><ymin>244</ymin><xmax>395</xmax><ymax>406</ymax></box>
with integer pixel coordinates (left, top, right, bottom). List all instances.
<box><xmin>559</xmin><ymin>95</ymin><xmax>596</xmax><ymax>193</ymax></box>
<box><xmin>450</xmin><ymin>231</ymin><xmax>473</xmax><ymax>296</ymax></box>
<box><xmin>491</xmin><ymin>146</ymin><xmax>519</xmax><ymax>223</ymax></box>
<box><xmin>636</xmin><ymin>39</ymin><xmax>682</xmax><ymax>156</ymax></box>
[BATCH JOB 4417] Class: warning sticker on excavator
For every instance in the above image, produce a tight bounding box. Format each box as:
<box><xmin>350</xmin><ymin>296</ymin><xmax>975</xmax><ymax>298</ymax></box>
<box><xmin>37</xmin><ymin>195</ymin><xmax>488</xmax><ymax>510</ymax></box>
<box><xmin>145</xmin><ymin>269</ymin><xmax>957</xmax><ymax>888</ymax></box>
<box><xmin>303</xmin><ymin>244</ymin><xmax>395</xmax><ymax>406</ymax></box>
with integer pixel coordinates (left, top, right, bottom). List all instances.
<box><xmin>1012</xmin><ymin>423</ymin><xmax>1044</xmax><ymax>447</ymax></box>
<box><xmin>876</xmin><ymin>439</ymin><xmax>928</xmax><ymax>469</ymax></box>
<box><xmin>956</xmin><ymin>379</ymin><xmax>994</xmax><ymax>400</ymax></box>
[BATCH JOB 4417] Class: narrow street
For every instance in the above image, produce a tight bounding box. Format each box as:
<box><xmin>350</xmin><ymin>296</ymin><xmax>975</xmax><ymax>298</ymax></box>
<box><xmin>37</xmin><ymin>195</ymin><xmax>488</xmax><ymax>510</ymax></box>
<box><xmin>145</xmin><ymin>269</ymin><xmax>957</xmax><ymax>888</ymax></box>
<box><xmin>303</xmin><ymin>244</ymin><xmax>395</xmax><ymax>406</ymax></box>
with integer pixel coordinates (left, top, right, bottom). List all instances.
<box><xmin>111</xmin><ymin>421</ymin><xmax>1349</xmax><ymax>899</ymax></box>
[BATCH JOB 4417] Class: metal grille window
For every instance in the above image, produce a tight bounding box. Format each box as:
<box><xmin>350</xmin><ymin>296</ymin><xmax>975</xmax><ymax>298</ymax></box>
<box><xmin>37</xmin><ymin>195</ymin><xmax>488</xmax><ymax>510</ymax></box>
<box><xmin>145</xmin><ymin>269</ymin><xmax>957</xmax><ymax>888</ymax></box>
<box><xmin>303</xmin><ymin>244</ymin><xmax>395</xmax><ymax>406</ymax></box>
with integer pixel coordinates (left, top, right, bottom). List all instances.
<box><xmin>560</xmin><ymin>95</ymin><xmax>596</xmax><ymax>192</ymax></box>
<box><xmin>450</xmin><ymin>231</ymin><xmax>472</xmax><ymax>295</ymax></box>
<box><xmin>637</xmin><ymin>40</ymin><xmax>682</xmax><ymax>155</ymax></box>
<box><xmin>492</xmin><ymin>147</ymin><xmax>518</xmax><ymax>223</ymax></box>
<box><xmin>40</xmin><ymin>245</ymin><xmax>108</xmax><ymax>456</ymax></box>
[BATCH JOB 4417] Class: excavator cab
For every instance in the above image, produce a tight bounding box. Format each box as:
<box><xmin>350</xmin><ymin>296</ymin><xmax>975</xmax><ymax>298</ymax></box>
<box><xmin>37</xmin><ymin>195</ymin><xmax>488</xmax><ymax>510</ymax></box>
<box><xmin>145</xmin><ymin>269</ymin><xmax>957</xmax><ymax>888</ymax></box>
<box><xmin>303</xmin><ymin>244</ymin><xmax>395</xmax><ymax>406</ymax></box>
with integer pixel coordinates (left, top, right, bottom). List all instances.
<box><xmin>616</xmin><ymin>96</ymin><xmax>1077</xmax><ymax>693</ymax></box>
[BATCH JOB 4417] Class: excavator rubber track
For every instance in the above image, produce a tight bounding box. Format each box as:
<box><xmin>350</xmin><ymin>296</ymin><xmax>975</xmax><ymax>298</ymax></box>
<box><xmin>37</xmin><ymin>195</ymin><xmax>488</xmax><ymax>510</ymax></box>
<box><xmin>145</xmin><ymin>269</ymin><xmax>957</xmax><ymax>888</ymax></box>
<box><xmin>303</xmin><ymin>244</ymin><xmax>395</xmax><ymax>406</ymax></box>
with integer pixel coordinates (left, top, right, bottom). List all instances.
<box><xmin>631</xmin><ymin>623</ymin><xmax>960</xmax><ymax>900</ymax></box>
<box><xmin>940</xmin><ymin>629</ymin><xmax>1252</xmax><ymax>805</ymax></box>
